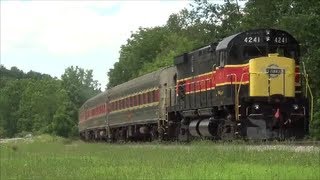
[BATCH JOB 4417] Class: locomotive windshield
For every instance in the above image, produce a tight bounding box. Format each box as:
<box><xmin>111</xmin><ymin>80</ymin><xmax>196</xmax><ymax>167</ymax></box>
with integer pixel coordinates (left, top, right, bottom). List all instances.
<box><xmin>239</xmin><ymin>29</ymin><xmax>299</xmax><ymax>62</ymax></box>
<box><xmin>217</xmin><ymin>29</ymin><xmax>300</xmax><ymax>64</ymax></box>
<box><xmin>243</xmin><ymin>45</ymin><xmax>297</xmax><ymax>60</ymax></box>
<box><xmin>243</xmin><ymin>45</ymin><xmax>266</xmax><ymax>58</ymax></box>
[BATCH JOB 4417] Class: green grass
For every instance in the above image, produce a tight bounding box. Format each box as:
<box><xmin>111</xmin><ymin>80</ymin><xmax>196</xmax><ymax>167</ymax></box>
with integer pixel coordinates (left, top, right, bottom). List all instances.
<box><xmin>1</xmin><ymin>136</ymin><xmax>319</xmax><ymax>179</ymax></box>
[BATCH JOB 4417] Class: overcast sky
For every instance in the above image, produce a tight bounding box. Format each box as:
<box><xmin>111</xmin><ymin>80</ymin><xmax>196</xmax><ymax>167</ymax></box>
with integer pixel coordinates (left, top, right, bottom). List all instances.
<box><xmin>1</xmin><ymin>0</ymin><xmax>191</xmax><ymax>88</ymax></box>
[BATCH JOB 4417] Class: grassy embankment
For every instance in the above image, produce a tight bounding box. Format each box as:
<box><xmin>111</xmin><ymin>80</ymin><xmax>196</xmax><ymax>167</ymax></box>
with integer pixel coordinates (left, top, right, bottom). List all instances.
<box><xmin>1</xmin><ymin>135</ymin><xmax>319</xmax><ymax>179</ymax></box>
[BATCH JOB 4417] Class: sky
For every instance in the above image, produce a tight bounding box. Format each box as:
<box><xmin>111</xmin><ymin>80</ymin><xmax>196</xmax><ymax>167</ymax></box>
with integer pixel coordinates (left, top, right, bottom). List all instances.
<box><xmin>1</xmin><ymin>0</ymin><xmax>192</xmax><ymax>88</ymax></box>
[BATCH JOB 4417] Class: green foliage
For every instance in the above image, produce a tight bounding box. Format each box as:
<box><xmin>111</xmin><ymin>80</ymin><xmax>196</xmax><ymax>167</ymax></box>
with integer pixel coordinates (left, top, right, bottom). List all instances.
<box><xmin>16</xmin><ymin>79</ymin><xmax>67</xmax><ymax>133</ymax></box>
<box><xmin>0</xmin><ymin>65</ymin><xmax>52</xmax><ymax>81</ymax></box>
<box><xmin>0</xmin><ymin>66</ymin><xmax>100</xmax><ymax>138</ymax></box>
<box><xmin>52</xmin><ymin>104</ymin><xmax>73</xmax><ymax>137</ymax></box>
<box><xmin>61</xmin><ymin>66</ymin><xmax>101</xmax><ymax>128</ymax></box>
<box><xmin>0</xmin><ymin>126</ymin><xmax>6</xmax><ymax>138</ymax></box>
<box><xmin>61</xmin><ymin>66</ymin><xmax>100</xmax><ymax>107</ymax></box>
<box><xmin>0</xmin><ymin>79</ymin><xmax>27</xmax><ymax>137</ymax></box>
<box><xmin>107</xmin><ymin>27</ymin><xmax>170</xmax><ymax>88</ymax></box>
<box><xmin>311</xmin><ymin>98</ymin><xmax>320</xmax><ymax>139</ymax></box>
<box><xmin>107</xmin><ymin>1</ymin><xmax>244</xmax><ymax>89</ymax></box>
<box><xmin>138</xmin><ymin>32</ymin><xmax>197</xmax><ymax>76</ymax></box>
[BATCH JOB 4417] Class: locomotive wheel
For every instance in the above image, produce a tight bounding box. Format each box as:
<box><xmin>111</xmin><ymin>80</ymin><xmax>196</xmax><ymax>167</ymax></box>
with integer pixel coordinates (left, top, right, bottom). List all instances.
<box><xmin>178</xmin><ymin>123</ymin><xmax>191</xmax><ymax>142</ymax></box>
<box><xmin>157</xmin><ymin>127</ymin><xmax>165</xmax><ymax>141</ymax></box>
<box><xmin>150</xmin><ymin>126</ymin><xmax>158</xmax><ymax>141</ymax></box>
<box><xmin>113</xmin><ymin>129</ymin><xmax>121</xmax><ymax>142</ymax></box>
<box><xmin>217</xmin><ymin>120</ymin><xmax>235</xmax><ymax>140</ymax></box>
<box><xmin>119</xmin><ymin>128</ymin><xmax>127</xmax><ymax>142</ymax></box>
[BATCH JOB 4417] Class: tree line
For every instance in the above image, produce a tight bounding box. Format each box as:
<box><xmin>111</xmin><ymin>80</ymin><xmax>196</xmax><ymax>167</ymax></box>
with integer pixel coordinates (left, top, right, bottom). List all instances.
<box><xmin>0</xmin><ymin>66</ymin><xmax>101</xmax><ymax>138</ymax></box>
<box><xmin>107</xmin><ymin>0</ymin><xmax>320</xmax><ymax>138</ymax></box>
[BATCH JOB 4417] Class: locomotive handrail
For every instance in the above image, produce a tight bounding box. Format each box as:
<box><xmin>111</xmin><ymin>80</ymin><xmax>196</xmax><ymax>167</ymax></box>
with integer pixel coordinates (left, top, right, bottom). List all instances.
<box><xmin>237</xmin><ymin>72</ymin><xmax>250</xmax><ymax>120</ymax></box>
<box><xmin>206</xmin><ymin>78</ymin><xmax>211</xmax><ymax>107</ymax></box>
<box><xmin>302</xmin><ymin>62</ymin><xmax>314</xmax><ymax>123</ymax></box>
<box><xmin>227</xmin><ymin>73</ymin><xmax>240</xmax><ymax>121</ymax></box>
<box><xmin>238</xmin><ymin>72</ymin><xmax>249</xmax><ymax>95</ymax></box>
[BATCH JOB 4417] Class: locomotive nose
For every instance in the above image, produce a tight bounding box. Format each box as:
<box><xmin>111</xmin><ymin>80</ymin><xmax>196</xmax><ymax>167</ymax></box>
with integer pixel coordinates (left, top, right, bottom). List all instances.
<box><xmin>249</xmin><ymin>53</ymin><xmax>295</xmax><ymax>97</ymax></box>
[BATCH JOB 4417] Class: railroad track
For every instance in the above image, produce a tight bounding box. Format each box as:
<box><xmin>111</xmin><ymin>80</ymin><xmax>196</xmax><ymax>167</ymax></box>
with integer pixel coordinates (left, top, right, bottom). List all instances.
<box><xmin>223</xmin><ymin>139</ymin><xmax>320</xmax><ymax>146</ymax></box>
<box><xmin>265</xmin><ymin>140</ymin><xmax>320</xmax><ymax>146</ymax></box>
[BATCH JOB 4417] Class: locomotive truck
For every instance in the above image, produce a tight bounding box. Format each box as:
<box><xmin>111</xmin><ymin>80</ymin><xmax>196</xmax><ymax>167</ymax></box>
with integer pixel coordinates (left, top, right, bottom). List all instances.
<box><xmin>79</xmin><ymin>29</ymin><xmax>312</xmax><ymax>141</ymax></box>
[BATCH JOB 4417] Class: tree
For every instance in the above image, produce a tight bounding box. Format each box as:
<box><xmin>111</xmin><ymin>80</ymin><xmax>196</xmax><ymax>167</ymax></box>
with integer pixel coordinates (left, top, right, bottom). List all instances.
<box><xmin>52</xmin><ymin>101</ymin><xmax>74</xmax><ymax>137</ymax></box>
<box><xmin>61</xmin><ymin>66</ymin><xmax>101</xmax><ymax>125</ymax></box>
<box><xmin>107</xmin><ymin>1</ymin><xmax>245</xmax><ymax>89</ymax></box>
<box><xmin>62</xmin><ymin>66</ymin><xmax>100</xmax><ymax>105</ymax></box>
<box><xmin>0</xmin><ymin>80</ymin><xmax>27</xmax><ymax>137</ymax></box>
<box><xmin>0</xmin><ymin>65</ymin><xmax>101</xmax><ymax>138</ymax></box>
<box><xmin>107</xmin><ymin>27</ymin><xmax>170</xmax><ymax>88</ymax></box>
<box><xmin>16</xmin><ymin>79</ymin><xmax>69</xmax><ymax>134</ymax></box>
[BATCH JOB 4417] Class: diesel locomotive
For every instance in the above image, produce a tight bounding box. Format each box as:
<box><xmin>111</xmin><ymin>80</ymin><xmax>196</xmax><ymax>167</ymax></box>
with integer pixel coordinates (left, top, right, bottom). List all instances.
<box><xmin>79</xmin><ymin>29</ymin><xmax>312</xmax><ymax>141</ymax></box>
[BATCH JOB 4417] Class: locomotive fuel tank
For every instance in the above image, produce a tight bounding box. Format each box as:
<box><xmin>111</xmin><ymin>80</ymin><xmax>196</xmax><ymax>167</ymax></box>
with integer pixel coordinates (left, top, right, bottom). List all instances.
<box><xmin>189</xmin><ymin>120</ymin><xmax>201</xmax><ymax>137</ymax></box>
<box><xmin>189</xmin><ymin>118</ymin><xmax>218</xmax><ymax>137</ymax></box>
<box><xmin>139</xmin><ymin>126</ymin><xmax>150</xmax><ymax>134</ymax></box>
<box><xmin>198</xmin><ymin>118</ymin><xmax>216</xmax><ymax>137</ymax></box>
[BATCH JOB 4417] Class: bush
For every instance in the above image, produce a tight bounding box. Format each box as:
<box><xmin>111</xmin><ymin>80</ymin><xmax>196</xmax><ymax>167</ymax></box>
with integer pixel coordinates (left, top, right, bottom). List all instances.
<box><xmin>310</xmin><ymin>98</ymin><xmax>320</xmax><ymax>139</ymax></box>
<box><xmin>16</xmin><ymin>131</ymin><xmax>32</xmax><ymax>138</ymax></box>
<box><xmin>0</xmin><ymin>127</ymin><xmax>6</xmax><ymax>138</ymax></box>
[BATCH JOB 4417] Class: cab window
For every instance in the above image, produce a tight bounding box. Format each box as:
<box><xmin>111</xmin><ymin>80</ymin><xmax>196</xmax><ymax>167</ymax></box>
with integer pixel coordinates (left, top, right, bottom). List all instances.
<box><xmin>243</xmin><ymin>46</ymin><xmax>266</xmax><ymax>59</ymax></box>
<box><xmin>219</xmin><ymin>51</ymin><xmax>226</xmax><ymax>67</ymax></box>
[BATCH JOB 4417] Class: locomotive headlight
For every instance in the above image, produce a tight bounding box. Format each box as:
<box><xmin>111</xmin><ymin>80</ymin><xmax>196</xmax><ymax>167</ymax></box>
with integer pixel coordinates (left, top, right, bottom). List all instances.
<box><xmin>293</xmin><ymin>104</ymin><xmax>299</xmax><ymax>110</ymax></box>
<box><xmin>253</xmin><ymin>104</ymin><xmax>260</xmax><ymax>110</ymax></box>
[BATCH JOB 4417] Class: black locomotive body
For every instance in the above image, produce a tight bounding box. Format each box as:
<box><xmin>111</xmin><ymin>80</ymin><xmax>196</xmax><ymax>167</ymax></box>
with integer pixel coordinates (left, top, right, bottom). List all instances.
<box><xmin>79</xmin><ymin>29</ymin><xmax>311</xmax><ymax>141</ymax></box>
